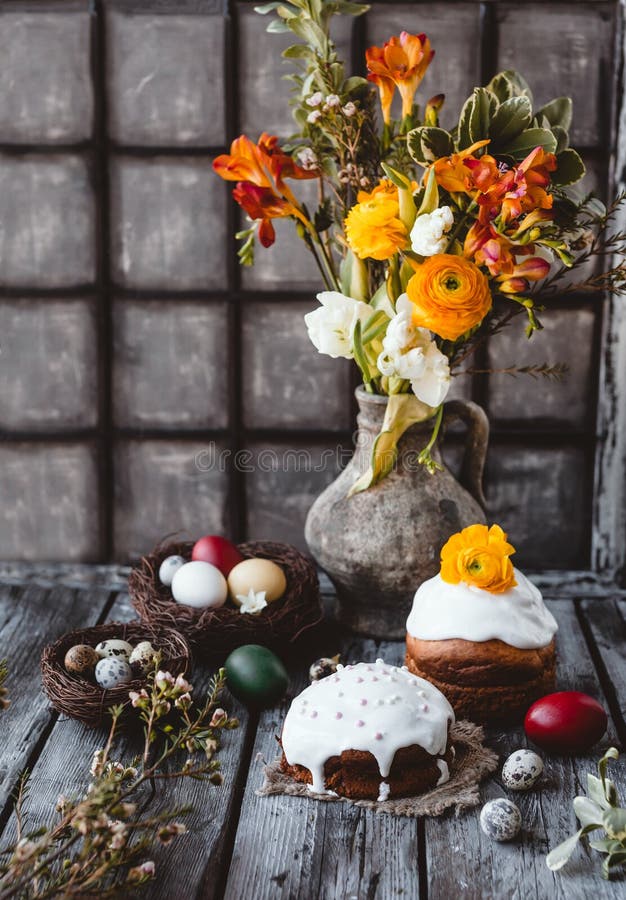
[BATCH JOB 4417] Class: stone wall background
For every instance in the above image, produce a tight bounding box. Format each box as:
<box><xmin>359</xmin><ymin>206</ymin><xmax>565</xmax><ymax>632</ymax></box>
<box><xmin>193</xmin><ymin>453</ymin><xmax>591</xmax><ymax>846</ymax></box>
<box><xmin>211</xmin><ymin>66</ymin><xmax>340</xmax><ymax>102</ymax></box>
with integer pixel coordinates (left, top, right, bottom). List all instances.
<box><xmin>0</xmin><ymin>0</ymin><xmax>616</xmax><ymax>565</ymax></box>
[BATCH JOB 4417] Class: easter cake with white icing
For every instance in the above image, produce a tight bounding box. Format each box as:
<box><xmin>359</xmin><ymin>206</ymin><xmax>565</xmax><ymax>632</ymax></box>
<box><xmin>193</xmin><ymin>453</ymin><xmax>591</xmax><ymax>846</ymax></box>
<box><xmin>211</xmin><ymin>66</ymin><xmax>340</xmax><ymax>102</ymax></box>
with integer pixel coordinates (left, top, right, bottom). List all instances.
<box><xmin>280</xmin><ymin>658</ymin><xmax>455</xmax><ymax>800</ymax></box>
<box><xmin>405</xmin><ymin>524</ymin><xmax>558</xmax><ymax>723</ymax></box>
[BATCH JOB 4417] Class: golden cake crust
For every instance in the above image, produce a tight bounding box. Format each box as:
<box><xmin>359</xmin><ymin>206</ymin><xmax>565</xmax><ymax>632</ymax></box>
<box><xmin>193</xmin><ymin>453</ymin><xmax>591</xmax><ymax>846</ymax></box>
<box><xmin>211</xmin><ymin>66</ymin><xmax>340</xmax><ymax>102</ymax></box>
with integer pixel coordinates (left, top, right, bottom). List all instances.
<box><xmin>404</xmin><ymin>636</ymin><xmax>556</xmax><ymax>723</ymax></box>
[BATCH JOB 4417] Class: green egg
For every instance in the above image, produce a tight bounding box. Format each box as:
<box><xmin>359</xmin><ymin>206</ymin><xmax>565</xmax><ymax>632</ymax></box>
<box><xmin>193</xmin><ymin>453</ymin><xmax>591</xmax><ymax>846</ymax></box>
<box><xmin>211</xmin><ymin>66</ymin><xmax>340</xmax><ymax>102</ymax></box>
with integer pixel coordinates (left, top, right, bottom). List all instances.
<box><xmin>225</xmin><ymin>644</ymin><xmax>289</xmax><ymax>708</ymax></box>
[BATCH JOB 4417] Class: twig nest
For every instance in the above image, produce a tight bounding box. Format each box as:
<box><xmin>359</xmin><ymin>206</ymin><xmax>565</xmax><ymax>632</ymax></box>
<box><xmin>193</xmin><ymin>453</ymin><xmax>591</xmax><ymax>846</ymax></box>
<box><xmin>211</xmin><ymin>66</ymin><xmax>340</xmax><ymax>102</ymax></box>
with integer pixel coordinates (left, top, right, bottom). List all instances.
<box><xmin>480</xmin><ymin>798</ymin><xmax>522</xmax><ymax>841</ymax></box>
<box><xmin>41</xmin><ymin>622</ymin><xmax>190</xmax><ymax>728</ymax></box>
<box><xmin>129</xmin><ymin>540</ymin><xmax>322</xmax><ymax>658</ymax></box>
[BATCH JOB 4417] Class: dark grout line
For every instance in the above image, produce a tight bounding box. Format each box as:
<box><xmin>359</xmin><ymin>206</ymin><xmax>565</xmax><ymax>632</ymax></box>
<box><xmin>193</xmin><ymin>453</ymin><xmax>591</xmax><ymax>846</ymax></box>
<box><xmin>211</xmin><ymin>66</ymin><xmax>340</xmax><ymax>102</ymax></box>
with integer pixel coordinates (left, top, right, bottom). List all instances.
<box><xmin>574</xmin><ymin>598</ymin><xmax>626</xmax><ymax>748</ymax></box>
<box><xmin>418</xmin><ymin>815</ymin><xmax>429</xmax><ymax>900</ymax></box>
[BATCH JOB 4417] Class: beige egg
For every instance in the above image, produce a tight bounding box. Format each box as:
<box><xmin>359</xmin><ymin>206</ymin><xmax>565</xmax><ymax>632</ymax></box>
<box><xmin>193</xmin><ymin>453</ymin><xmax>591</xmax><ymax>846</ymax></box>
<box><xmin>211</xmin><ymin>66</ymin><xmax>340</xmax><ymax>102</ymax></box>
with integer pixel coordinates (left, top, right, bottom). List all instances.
<box><xmin>228</xmin><ymin>558</ymin><xmax>287</xmax><ymax>606</ymax></box>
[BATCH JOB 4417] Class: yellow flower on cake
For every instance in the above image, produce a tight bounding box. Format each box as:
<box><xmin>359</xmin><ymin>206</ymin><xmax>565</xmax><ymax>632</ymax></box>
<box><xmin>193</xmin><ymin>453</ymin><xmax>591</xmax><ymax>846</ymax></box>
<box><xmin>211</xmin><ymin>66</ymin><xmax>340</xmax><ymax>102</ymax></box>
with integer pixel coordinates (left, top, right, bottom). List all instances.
<box><xmin>406</xmin><ymin>254</ymin><xmax>492</xmax><ymax>341</ymax></box>
<box><xmin>440</xmin><ymin>524</ymin><xmax>517</xmax><ymax>593</ymax></box>
<box><xmin>345</xmin><ymin>181</ymin><xmax>409</xmax><ymax>260</ymax></box>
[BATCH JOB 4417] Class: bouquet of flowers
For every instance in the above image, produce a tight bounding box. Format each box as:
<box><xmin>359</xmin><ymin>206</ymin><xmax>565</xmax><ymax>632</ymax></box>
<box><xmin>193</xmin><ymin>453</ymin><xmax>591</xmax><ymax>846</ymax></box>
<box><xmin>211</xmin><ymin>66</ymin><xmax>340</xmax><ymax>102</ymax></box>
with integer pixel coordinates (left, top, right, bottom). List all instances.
<box><xmin>214</xmin><ymin>0</ymin><xmax>626</xmax><ymax>493</ymax></box>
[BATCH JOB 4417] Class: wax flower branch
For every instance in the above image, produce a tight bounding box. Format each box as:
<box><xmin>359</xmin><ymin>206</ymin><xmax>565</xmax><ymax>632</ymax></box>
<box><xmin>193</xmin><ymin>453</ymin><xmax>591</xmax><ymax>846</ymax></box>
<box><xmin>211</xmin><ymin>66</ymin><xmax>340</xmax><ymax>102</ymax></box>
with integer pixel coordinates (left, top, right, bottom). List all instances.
<box><xmin>0</xmin><ymin>662</ymin><xmax>238</xmax><ymax>899</ymax></box>
<box><xmin>214</xmin><ymin>0</ymin><xmax>626</xmax><ymax>491</ymax></box>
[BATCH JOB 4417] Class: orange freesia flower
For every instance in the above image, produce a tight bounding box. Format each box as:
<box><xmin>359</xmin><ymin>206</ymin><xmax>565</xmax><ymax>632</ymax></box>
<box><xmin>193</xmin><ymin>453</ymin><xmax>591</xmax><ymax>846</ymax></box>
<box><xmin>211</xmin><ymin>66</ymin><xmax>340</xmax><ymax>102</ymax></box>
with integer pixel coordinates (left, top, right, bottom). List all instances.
<box><xmin>366</xmin><ymin>31</ymin><xmax>434</xmax><ymax>121</ymax></box>
<box><xmin>496</xmin><ymin>255</ymin><xmax>551</xmax><ymax>293</ymax></box>
<box><xmin>440</xmin><ymin>524</ymin><xmax>517</xmax><ymax>593</ymax></box>
<box><xmin>432</xmin><ymin>140</ymin><xmax>491</xmax><ymax>193</ymax></box>
<box><xmin>476</xmin><ymin>146</ymin><xmax>557</xmax><ymax>225</ymax></box>
<box><xmin>213</xmin><ymin>133</ymin><xmax>318</xmax><ymax>248</ymax></box>
<box><xmin>464</xmin><ymin>222</ymin><xmax>550</xmax><ymax>290</ymax></box>
<box><xmin>406</xmin><ymin>253</ymin><xmax>492</xmax><ymax>341</ymax></box>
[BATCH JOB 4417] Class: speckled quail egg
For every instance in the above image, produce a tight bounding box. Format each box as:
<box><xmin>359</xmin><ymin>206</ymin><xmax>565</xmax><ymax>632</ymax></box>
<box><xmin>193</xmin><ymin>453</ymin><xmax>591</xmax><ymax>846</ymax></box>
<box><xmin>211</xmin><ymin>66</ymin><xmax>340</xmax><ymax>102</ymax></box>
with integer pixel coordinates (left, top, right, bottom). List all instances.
<box><xmin>95</xmin><ymin>639</ymin><xmax>133</xmax><ymax>660</ymax></box>
<box><xmin>159</xmin><ymin>555</ymin><xmax>186</xmax><ymax>587</ymax></box>
<box><xmin>129</xmin><ymin>641</ymin><xmax>158</xmax><ymax>675</ymax></box>
<box><xmin>309</xmin><ymin>656</ymin><xmax>340</xmax><ymax>681</ymax></box>
<box><xmin>480</xmin><ymin>798</ymin><xmax>522</xmax><ymax>842</ymax></box>
<box><xmin>95</xmin><ymin>657</ymin><xmax>134</xmax><ymax>690</ymax></box>
<box><xmin>64</xmin><ymin>644</ymin><xmax>99</xmax><ymax>677</ymax></box>
<box><xmin>502</xmin><ymin>749</ymin><xmax>544</xmax><ymax>791</ymax></box>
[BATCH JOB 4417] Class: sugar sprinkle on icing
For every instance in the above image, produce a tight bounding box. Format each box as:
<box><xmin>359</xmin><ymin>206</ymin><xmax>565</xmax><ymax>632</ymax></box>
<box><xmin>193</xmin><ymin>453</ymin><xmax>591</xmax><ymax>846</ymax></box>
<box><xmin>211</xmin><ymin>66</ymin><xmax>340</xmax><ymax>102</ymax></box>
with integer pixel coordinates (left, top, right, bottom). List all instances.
<box><xmin>282</xmin><ymin>659</ymin><xmax>455</xmax><ymax>794</ymax></box>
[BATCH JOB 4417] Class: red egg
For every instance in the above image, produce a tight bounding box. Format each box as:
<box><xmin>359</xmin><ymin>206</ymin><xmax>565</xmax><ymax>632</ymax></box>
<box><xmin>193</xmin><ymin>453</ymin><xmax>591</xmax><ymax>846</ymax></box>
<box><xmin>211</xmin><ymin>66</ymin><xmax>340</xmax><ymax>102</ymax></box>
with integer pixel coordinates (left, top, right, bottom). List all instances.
<box><xmin>192</xmin><ymin>535</ymin><xmax>244</xmax><ymax>576</ymax></box>
<box><xmin>524</xmin><ymin>691</ymin><xmax>608</xmax><ymax>755</ymax></box>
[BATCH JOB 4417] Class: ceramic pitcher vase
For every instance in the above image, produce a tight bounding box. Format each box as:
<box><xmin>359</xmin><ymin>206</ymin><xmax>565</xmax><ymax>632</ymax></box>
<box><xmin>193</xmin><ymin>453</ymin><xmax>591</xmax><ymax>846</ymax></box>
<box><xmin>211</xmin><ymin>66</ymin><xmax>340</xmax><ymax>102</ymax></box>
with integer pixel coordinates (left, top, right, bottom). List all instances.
<box><xmin>305</xmin><ymin>387</ymin><xmax>489</xmax><ymax>638</ymax></box>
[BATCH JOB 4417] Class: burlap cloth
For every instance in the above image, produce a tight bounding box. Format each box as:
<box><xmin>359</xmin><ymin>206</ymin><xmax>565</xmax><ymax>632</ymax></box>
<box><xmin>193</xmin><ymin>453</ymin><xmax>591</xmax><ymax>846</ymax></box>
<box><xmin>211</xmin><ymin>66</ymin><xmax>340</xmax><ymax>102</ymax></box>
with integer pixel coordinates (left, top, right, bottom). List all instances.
<box><xmin>256</xmin><ymin>720</ymin><xmax>498</xmax><ymax>817</ymax></box>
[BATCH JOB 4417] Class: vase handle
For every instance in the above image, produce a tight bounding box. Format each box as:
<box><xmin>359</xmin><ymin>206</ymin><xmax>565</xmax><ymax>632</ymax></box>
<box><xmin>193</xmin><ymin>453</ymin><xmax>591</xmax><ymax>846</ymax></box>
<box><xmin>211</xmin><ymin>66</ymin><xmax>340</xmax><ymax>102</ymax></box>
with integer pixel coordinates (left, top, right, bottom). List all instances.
<box><xmin>442</xmin><ymin>400</ymin><xmax>489</xmax><ymax>511</ymax></box>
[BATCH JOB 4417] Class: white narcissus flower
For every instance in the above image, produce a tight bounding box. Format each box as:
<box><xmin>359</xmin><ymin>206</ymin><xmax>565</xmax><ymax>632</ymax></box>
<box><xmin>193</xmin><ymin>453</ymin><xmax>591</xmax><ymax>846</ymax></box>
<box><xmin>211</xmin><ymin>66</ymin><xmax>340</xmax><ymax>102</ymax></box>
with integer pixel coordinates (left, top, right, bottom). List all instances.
<box><xmin>305</xmin><ymin>291</ymin><xmax>372</xmax><ymax>360</ymax></box>
<box><xmin>378</xmin><ymin>295</ymin><xmax>451</xmax><ymax>407</ymax></box>
<box><xmin>410</xmin><ymin>206</ymin><xmax>454</xmax><ymax>256</ymax></box>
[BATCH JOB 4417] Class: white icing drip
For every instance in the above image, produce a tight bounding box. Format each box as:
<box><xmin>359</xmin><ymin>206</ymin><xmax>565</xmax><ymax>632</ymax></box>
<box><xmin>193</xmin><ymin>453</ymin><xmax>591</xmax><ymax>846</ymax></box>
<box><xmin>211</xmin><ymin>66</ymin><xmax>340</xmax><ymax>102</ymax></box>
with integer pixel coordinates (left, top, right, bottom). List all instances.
<box><xmin>377</xmin><ymin>781</ymin><xmax>390</xmax><ymax>802</ymax></box>
<box><xmin>281</xmin><ymin>659</ymin><xmax>455</xmax><ymax>794</ymax></box>
<box><xmin>436</xmin><ymin>759</ymin><xmax>449</xmax><ymax>786</ymax></box>
<box><xmin>406</xmin><ymin>569</ymin><xmax>558</xmax><ymax>650</ymax></box>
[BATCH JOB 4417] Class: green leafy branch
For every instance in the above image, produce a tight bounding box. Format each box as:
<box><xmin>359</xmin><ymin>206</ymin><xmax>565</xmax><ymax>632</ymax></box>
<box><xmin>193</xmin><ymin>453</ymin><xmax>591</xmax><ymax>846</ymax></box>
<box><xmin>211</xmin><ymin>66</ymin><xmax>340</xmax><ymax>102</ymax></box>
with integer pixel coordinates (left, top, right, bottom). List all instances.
<box><xmin>460</xmin><ymin>362</ymin><xmax>570</xmax><ymax>381</ymax></box>
<box><xmin>547</xmin><ymin>748</ymin><xmax>626</xmax><ymax>880</ymax></box>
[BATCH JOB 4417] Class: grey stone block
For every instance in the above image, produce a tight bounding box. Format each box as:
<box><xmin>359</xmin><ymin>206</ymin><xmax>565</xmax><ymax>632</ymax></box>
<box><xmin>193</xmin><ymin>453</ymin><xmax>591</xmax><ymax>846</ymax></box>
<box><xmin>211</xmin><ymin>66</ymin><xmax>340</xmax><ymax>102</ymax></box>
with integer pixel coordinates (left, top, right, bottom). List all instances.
<box><xmin>487</xmin><ymin>306</ymin><xmax>596</xmax><ymax>428</ymax></box>
<box><xmin>113</xmin><ymin>439</ymin><xmax>229</xmax><ymax>560</ymax></box>
<box><xmin>485</xmin><ymin>444</ymin><xmax>589</xmax><ymax>569</ymax></box>
<box><xmin>0</xmin><ymin>9</ymin><xmax>93</xmax><ymax>143</ymax></box>
<box><xmin>106</xmin><ymin>7</ymin><xmax>225</xmax><ymax>146</ymax></box>
<box><xmin>0</xmin><ymin>155</ymin><xmax>96</xmax><ymax>288</ymax></box>
<box><xmin>0</xmin><ymin>298</ymin><xmax>98</xmax><ymax>431</ymax></box>
<box><xmin>497</xmin><ymin>3</ymin><xmax>613</xmax><ymax>147</ymax></box>
<box><xmin>241</xmin><ymin>300</ymin><xmax>352</xmax><ymax>430</ymax></box>
<box><xmin>113</xmin><ymin>299</ymin><xmax>229</xmax><ymax>429</ymax></box>
<box><xmin>110</xmin><ymin>156</ymin><xmax>227</xmax><ymax>290</ymax></box>
<box><xmin>245</xmin><ymin>442</ymin><xmax>345</xmax><ymax>549</ymax></box>
<box><xmin>0</xmin><ymin>442</ymin><xmax>100</xmax><ymax>561</ymax></box>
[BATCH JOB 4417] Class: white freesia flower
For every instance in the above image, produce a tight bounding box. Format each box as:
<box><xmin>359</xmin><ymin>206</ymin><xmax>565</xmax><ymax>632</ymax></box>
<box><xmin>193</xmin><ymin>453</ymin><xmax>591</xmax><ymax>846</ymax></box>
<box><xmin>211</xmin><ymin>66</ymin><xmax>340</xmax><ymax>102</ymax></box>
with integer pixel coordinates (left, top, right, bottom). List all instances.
<box><xmin>378</xmin><ymin>295</ymin><xmax>450</xmax><ymax>406</ymax></box>
<box><xmin>410</xmin><ymin>206</ymin><xmax>454</xmax><ymax>256</ymax></box>
<box><xmin>305</xmin><ymin>291</ymin><xmax>371</xmax><ymax>359</ymax></box>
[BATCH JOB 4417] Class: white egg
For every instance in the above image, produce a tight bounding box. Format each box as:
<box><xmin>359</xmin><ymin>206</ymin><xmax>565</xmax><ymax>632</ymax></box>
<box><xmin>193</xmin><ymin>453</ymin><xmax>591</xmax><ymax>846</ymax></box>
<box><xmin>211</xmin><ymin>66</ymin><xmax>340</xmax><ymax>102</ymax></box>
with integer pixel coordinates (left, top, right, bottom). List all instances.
<box><xmin>95</xmin><ymin>657</ymin><xmax>134</xmax><ymax>690</ymax></box>
<box><xmin>159</xmin><ymin>555</ymin><xmax>186</xmax><ymax>586</ymax></box>
<box><xmin>95</xmin><ymin>639</ymin><xmax>133</xmax><ymax>660</ymax></box>
<box><xmin>171</xmin><ymin>561</ymin><xmax>227</xmax><ymax>610</ymax></box>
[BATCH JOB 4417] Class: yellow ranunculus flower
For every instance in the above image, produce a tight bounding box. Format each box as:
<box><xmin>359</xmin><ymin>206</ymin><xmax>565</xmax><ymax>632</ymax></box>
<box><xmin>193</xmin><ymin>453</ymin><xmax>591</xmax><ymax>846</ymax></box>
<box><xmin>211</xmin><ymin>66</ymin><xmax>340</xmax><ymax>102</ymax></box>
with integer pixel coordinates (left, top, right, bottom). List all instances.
<box><xmin>440</xmin><ymin>524</ymin><xmax>517</xmax><ymax>594</ymax></box>
<box><xmin>406</xmin><ymin>253</ymin><xmax>492</xmax><ymax>341</ymax></box>
<box><xmin>345</xmin><ymin>183</ymin><xmax>408</xmax><ymax>261</ymax></box>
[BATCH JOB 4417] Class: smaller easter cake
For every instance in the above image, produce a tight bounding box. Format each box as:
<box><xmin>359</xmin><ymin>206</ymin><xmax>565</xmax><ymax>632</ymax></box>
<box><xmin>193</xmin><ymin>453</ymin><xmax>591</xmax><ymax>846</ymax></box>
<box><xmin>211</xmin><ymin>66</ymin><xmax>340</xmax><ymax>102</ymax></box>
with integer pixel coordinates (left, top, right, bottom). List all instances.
<box><xmin>405</xmin><ymin>524</ymin><xmax>558</xmax><ymax>723</ymax></box>
<box><xmin>280</xmin><ymin>658</ymin><xmax>455</xmax><ymax>801</ymax></box>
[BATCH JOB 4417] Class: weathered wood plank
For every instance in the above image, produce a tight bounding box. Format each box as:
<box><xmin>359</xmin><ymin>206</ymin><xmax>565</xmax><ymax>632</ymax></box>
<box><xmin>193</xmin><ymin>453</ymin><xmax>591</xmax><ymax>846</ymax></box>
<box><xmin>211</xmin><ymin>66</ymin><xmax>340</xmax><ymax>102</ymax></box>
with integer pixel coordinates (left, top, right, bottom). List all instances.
<box><xmin>223</xmin><ymin>638</ymin><xmax>425</xmax><ymax>900</ymax></box>
<box><xmin>0</xmin><ymin>582</ymin><xmax>111</xmax><ymax>825</ymax></box>
<box><xmin>425</xmin><ymin>600</ymin><xmax>626</xmax><ymax>900</ymax></box>
<box><xmin>579</xmin><ymin>597</ymin><xmax>626</xmax><ymax>737</ymax></box>
<box><xmin>0</xmin><ymin>590</ymin><xmax>254</xmax><ymax>900</ymax></box>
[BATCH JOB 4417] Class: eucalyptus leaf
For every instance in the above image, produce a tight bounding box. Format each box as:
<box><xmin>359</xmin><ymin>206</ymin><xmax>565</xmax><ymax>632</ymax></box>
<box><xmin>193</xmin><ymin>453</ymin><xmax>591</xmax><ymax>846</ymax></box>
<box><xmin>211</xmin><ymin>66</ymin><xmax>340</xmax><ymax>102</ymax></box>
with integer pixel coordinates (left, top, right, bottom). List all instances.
<box><xmin>552</xmin><ymin>125</ymin><xmax>570</xmax><ymax>154</ymax></box>
<box><xmin>603</xmin><ymin>808</ymin><xmax>626</xmax><ymax>837</ymax></box>
<box><xmin>458</xmin><ymin>88</ymin><xmax>494</xmax><ymax>148</ymax></box>
<box><xmin>487</xmin><ymin>71</ymin><xmax>516</xmax><ymax>103</ymax></box>
<box><xmin>419</xmin><ymin>126</ymin><xmax>454</xmax><ymax>162</ymax></box>
<box><xmin>267</xmin><ymin>18</ymin><xmax>291</xmax><ymax>32</ymax></box>
<box><xmin>537</xmin><ymin>97</ymin><xmax>573</xmax><ymax>131</ymax></box>
<box><xmin>497</xmin><ymin>70</ymin><xmax>533</xmax><ymax>103</ymax></box>
<box><xmin>546</xmin><ymin>829</ymin><xmax>586</xmax><ymax>871</ymax></box>
<box><xmin>407</xmin><ymin>127</ymin><xmax>429</xmax><ymax>164</ymax></box>
<box><xmin>282</xmin><ymin>44</ymin><xmax>314</xmax><ymax>59</ymax></box>
<box><xmin>553</xmin><ymin>149</ymin><xmax>586</xmax><ymax>186</ymax></box>
<box><xmin>489</xmin><ymin>95</ymin><xmax>532</xmax><ymax>144</ymax></box>
<box><xmin>501</xmin><ymin>127</ymin><xmax>557</xmax><ymax>159</ymax></box>
<box><xmin>573</xmin><ymin>796</ymin><xmax>604</xmax><ymax>828</ymax></box>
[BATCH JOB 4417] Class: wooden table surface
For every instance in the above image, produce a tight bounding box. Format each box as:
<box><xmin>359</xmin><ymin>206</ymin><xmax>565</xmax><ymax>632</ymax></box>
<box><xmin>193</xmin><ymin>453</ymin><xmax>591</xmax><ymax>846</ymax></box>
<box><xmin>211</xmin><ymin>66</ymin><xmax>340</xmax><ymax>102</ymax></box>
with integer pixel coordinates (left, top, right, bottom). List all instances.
<box><xmin>0</xmin><ymin>565</ymin><xmax>625</xmax><ymax>900</ymax></box>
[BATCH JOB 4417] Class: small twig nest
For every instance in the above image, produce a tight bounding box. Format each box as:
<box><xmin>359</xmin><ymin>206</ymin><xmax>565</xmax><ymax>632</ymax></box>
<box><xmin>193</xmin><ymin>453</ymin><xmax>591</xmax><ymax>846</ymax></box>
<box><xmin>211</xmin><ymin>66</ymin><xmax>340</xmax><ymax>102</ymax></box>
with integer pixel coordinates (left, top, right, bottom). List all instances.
<box><xmin>41</xmin><ymin>622</ymin><xmax>190</xmax><ymax>728</ymax></box>
<box><xmin>129</xmin><ymin>540</ymin><xmax>323</xmax><ymax>658</ymax></box>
